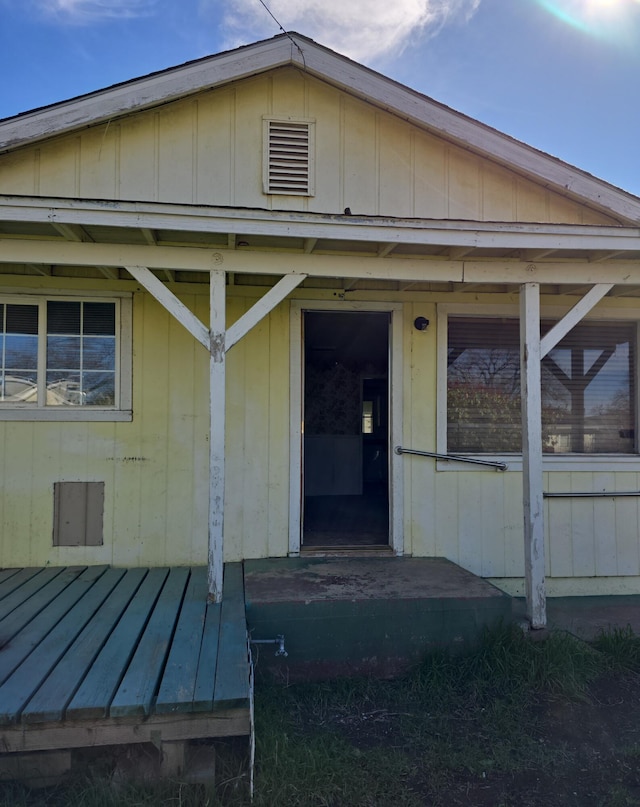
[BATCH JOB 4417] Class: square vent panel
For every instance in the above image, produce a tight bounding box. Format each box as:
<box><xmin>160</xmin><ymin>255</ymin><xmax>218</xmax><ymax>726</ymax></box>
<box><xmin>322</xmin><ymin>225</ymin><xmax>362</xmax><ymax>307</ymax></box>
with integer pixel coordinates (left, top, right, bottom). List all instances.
<box><xmin>263</xmin><ymin>119</ymin><xmax>315</xmax><ymax>196</ymax></box>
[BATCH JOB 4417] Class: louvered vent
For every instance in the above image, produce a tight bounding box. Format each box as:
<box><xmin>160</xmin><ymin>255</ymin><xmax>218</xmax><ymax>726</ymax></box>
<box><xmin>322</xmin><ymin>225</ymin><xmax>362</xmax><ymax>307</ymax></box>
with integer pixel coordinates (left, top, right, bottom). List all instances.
<box><xmin>263</xmin><ymin>119</ymin><xmax>315</xmax><ymax>196</ymax></box>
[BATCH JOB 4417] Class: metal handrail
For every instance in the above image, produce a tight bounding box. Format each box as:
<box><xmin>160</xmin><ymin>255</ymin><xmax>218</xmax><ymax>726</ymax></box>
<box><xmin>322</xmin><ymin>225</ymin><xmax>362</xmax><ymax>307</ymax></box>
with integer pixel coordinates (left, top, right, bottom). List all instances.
<box><xmin>544</xmin><ymin>491</ymin><xmax>640</xmax><ymax>498</ymax></box>
<box><xmin>394</xmin><ymin>445</ymin><xmax>508</xmax><ymax>471</ymax></box>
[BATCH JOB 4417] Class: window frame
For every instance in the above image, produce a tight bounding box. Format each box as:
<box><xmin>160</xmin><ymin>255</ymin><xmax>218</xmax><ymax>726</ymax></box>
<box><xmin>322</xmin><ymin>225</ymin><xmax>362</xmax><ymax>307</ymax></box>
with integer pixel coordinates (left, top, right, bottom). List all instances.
<box><xmin>437</xmin><ymin>302</ymin><xmax>640</xmax><ymax>472</ymax></box>
<box><xmin>0</xmin><ymin>290</ymin><xmax>132</xmax><ymax>421</ymax></box>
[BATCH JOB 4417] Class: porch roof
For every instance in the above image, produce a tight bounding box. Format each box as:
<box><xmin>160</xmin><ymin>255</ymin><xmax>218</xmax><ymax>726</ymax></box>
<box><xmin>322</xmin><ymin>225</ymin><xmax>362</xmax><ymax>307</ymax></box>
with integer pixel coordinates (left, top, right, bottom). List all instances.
<box><xmin>2</xmin><ymin>194</ymin><xmax>640</xmax><ymax>295</ymax></box>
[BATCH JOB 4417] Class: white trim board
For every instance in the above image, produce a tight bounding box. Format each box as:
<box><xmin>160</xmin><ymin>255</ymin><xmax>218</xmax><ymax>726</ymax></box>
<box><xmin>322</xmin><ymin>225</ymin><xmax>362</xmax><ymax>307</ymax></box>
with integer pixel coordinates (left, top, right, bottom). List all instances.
<box><xmin>288</xmin><ymin>300</ymin><xmax>404</xmax><ymax>556</ymax></box>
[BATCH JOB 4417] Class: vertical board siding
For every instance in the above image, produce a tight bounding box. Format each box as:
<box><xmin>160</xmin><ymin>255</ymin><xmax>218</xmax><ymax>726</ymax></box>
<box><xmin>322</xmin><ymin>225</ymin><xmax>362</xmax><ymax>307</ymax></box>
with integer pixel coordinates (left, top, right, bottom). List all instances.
<box><xmin>0</xmin><ymin>68</ymin><xmax>620</xmax><ymax>226</ymax></box>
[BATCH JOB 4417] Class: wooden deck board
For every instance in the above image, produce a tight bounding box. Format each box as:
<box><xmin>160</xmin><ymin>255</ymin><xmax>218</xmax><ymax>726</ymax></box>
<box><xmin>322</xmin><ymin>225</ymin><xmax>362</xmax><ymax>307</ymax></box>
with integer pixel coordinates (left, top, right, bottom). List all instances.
<box><xmin>0</xmin><ymin>568</ymin><xmax>45</xmax><ymax>603</ymax></box>
<box><xmin>0</xmin><ymin>569</ymin><xmax>30</xmax><ymax>597</ymax></box>
<box><xmin>0</xmin><ymin>567</ymin><xmax>100</xmax><ymax>688</ymax></box>
<box><xmin>0</xmin><ymin>567</ymin><xmax>68</xmax><ymax>623</ymax></box>
<box><xmin>213</xmin><ymin>563</ymin><xmax>250</xmax><ymax>710</ymax></box>
<box><xmin>0</xmin><ymin>563</ymin><xmax>251</xmax><ymax>763</ymax></box>
<box><xmin>66</xmin><ymin>568</ymin><xmax>170</xmax><ymax>721</ymax></box>
<box><xmin>155</xmin><ymin>567</ymin><xmax>208</xmax><ymax>715</ymax></box>
<box><xmin>0</xmin><ymin>567</ymin><xmax>119</xmax><ymax>724</ymax></box>
<box><xmin>192</xmin><ymin>601</ymin><xmax>222</xmax><ymax>712</ymax></box>
<box><xmin>21</xmin><ymin>569</ymin><xmax>147</xmax><ymax>724</ymax></box>
<box><xmin>110</xmin><ymin>567</ymin><xmax>190</xmax><ymax>718</ymax></box>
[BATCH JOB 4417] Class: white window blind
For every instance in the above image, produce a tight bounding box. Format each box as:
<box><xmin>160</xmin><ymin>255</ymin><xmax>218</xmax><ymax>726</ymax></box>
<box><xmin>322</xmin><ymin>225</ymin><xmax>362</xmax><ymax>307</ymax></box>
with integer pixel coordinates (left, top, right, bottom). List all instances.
<box><xmin>263</xmin><ymin>119</ymin><xmax>315</xmax><ymax>196</ymax></box>
<box><xmin>447</xmin><ymin>317</ymin><xmax>635</xmax><ymax>454</ymax></box>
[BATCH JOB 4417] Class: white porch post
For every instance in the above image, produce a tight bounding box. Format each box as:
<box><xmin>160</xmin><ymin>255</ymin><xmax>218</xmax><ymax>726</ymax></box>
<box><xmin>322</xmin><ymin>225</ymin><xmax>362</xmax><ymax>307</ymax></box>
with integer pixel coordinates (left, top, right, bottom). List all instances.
<box><xmin>208</xmin><ymin>268</ymin><xmax>226</xmax><ymax>602</ymax></box>
<box><xmin>520</xmin><ymin>282</ymin><xmax>546</xmax><ymax>628</ymax></box>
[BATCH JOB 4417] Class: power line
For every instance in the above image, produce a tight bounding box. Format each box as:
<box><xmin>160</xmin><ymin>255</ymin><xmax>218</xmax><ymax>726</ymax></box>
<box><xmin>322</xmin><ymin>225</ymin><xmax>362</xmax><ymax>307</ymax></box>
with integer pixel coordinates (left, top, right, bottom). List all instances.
<box><xmin>255</xmin><ymin>0</ymin><xmax>306</xmax><ymax>66</ymax></box>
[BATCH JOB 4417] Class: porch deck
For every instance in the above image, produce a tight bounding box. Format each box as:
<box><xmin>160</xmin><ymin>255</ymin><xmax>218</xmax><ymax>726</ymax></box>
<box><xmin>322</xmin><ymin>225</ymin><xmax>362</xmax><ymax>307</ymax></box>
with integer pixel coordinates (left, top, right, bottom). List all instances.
<box><xmin>0</xmin><ymin>563</ymin><xmax>250</xmax><ymax>782</ymax></box>
<box><xmin>245</xmin><ymin>556</ymin><xmax>512</xmax><ymax>678</ymax></box>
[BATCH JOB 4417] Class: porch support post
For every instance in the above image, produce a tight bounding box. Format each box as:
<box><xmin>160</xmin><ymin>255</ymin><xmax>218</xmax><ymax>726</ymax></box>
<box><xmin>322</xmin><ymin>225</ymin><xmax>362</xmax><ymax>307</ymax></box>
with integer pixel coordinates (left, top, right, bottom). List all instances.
<box><xmin>520</xmin><ymin>282</ymin><xmax>546</xmax><ymax>629</ymax></box>
<box><xmin>208</xmin><ymin>268</ymin><xmax>226</xmax><ymax>602</ymax></box>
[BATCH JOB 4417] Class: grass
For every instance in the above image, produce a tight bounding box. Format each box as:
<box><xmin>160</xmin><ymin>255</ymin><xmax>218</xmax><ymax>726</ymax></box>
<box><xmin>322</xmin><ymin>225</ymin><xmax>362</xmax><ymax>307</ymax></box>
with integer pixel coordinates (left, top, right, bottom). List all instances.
<box><xmin>3</xmin><ymin>623</ymin><xmax>640</xmax><ymax>806</ymax></box>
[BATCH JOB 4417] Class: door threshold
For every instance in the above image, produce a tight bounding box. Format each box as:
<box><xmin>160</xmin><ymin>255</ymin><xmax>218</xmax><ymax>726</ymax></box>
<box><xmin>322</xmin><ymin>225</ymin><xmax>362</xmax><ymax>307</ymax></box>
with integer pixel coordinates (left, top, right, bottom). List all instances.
<box><xmin>300</xmin><ymin>545</ymin><xmax>394</xmax><ymax>558</ymax></box>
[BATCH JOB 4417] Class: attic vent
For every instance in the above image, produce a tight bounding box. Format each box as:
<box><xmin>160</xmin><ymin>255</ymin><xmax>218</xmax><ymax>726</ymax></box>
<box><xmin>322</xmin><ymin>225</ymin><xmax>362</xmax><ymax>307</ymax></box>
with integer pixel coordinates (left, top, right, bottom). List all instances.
<box><xmin>263</xmin><ymin>118</ymin><xmax>315</xmax><ymax>196</ymax></box>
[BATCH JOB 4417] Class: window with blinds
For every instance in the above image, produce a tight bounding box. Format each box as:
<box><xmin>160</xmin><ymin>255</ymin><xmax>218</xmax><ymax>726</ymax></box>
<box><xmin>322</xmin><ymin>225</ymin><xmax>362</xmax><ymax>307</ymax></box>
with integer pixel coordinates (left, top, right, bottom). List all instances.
<box><xmin>447</xmin><ymin>317</ymin><xmax>636</xmax><ymax>455</ymax></box>
<box><xmin>263</xmin><ymin>118</ymin><xmax>315</xmax><ymax>196</ymax></box>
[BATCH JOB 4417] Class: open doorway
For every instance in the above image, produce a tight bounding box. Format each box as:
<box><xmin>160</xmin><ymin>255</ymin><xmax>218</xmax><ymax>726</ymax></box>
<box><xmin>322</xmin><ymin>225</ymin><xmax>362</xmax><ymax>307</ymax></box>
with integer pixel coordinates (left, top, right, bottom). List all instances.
<box><xmin>302</xmin><ymin>311</ymin><xmax>390</xmax><ymax>548</ymax></box>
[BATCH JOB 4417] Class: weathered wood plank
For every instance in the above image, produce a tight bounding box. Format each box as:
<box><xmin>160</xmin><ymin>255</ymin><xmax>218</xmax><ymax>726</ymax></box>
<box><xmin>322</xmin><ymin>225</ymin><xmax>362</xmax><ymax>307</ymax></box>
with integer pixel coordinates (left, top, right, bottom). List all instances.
<box><xmin>155</xmin><ymin>568</ymin><xmax>208</xmax><ymax>715</ymax></box>
<box><xmin>212</xmin><ymin>564</ymin><xmax>249</xmax><ymax>710</ymax></box>
<box><xmin>0</xmin><ymin>567</ymin><xmax>67</xmax><ymax>622</ymax></box>
<box><xmin>110</xmin><ymin>567</ymin><xmax>190</xmax><ymax>718</ymax></box>
<box><xmin>192</xmin><ymin>600</ymin><xmax>221</xmax><ymax>713</ymax></box>
<box><xmin>0</xmin><ymin>569</ymin><xmax>22</xmax><ymax>590</ymax></box>
<box><xmin>66</xmin><ymin>568</ymin><xmax>169</xmax><ymax>721</ymax></box>
<box><xmin>0</xmin><ymin>567</ymin><xmax>118</xmax><ymax>724</ymax></box>
<box><xmin>0</xmin><ymin>567</ymin><xmax>94</xmax><ymax>686</ymax></box>
<box><xmin>0</xmin><ymin>568</ymin><xmax>50</xmax><ymax>606</ymax></box>
<box><xmin>0</xmin><ymin>709</ymin><xmax>251</xmax><ymax>754</ymax></box>
<box><xmin>21</xmin><ymin>569</ymin><xmax>147</xmax><ymax>724</ymax></box>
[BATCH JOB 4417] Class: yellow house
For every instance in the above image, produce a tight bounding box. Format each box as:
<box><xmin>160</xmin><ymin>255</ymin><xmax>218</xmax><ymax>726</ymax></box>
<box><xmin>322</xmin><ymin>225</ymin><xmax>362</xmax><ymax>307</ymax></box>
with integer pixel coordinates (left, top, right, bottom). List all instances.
<box><xmin>2</xmin><ymin>32</ymin><xmax>640</xmax><ymax>630</ymax></box>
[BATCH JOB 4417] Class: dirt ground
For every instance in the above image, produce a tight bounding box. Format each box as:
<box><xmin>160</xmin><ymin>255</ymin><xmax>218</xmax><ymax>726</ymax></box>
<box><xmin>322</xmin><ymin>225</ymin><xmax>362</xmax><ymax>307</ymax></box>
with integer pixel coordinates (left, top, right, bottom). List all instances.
<box><xmin>321</xmin><ymin>671</ymin><xmax>640</xmax><ymax>807</ymax></box>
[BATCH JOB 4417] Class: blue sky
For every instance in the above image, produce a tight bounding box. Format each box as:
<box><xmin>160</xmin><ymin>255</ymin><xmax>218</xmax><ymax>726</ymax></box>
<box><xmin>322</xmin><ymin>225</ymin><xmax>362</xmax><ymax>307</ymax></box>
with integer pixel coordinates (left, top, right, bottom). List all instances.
<box><xmin>1</xmin><ymin>0</ymin><xmax>640</xmax><ymax>196</ymax></box>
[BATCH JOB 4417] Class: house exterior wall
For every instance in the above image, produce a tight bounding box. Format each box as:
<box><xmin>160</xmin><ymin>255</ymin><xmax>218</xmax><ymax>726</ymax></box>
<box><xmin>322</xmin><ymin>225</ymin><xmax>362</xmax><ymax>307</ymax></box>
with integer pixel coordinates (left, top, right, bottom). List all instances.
<box><xmin>0</xmin><ymin>68</ymin><xmax>620</xmax><ymax>225</ymax></box>
<box><xmin>2</xmin><ymin>274</ymin><xmax>640</xmax><ymax>595</ymax></box>
<box><xmin>2</xmin><ymin>65</ymin><xmax>639</xmax><ymax>596</ymax></box>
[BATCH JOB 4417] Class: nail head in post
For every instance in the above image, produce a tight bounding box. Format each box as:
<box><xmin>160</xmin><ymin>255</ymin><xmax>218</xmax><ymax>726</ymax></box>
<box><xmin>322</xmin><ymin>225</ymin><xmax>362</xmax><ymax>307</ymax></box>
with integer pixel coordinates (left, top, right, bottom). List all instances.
<box><xmin>414</xmin><ymin>316</ymin><xmax>429</xmax><ymax>331</ymax></box>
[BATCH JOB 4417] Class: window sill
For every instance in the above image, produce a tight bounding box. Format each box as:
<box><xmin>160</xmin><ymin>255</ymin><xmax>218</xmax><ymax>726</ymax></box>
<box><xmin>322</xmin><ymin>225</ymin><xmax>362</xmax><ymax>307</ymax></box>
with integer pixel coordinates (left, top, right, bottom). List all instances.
<box><xmin>436</xmin><ymin>454</ymin><xmax>640</xmax><ymax>473</ymax></box>
<box><xmin>0</xmin><ymin>408</ymin><xmax>133</xmax><ymax>422</ymax></box>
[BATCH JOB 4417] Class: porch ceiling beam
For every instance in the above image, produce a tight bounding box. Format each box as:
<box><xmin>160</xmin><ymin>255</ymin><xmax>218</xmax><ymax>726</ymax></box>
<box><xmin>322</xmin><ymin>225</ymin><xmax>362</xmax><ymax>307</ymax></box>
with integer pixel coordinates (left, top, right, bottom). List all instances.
<box><xmin>378</xmin><ymin>243</ymin><xmax>396</xmax><ymax>258</ymax></box>
<box><xmin>27</xmin><ymin>263</ymin><xmax>51</xmax><ymax>276</ymax></box>
<box><xmin>98</xmin><ymin>266</ymin><xmax>120</xmax><ymax>280</ymax></box>
<box><xmin>140</xmin><ymin>228</ymin><xmax>157</xmax><ymax>245</ymax></box>
<box><xmin>226</xmin><ymin>274</ymin><xmax>308</xmax><ymax>351</ymax></box>
<box><xmin>0</xmin><ymin>239</ymin><xmax>465</xmax><ymax>282</ymax></box>
<box><xmin>540</xmin><ymin>283</ymin><xmax>614</xmax><ymax>358</ymax></box>
<box><xmin>462</xmin><ymin>261</ymin><xmax>640</xmax><ymax>285</ymax></box>
<box><xmin>6</xmin><ymin>239</ymin><xmax>640</xmax><ymax>286</ymax></box>
<box><xmin>51</xmin><ymin>222</ymin><xmax>91</xmax><ymax>242</ymax></box>
<box><xmin>304</xmin><ymin>238</ymin><xmax>317</xmax><ymax>254</ymax></box>
<box><xmin>449</xmin><ymin>246</ymin><xmax>474</xmax><ymax>259</ymax></box>
<box><xmin>124</xmin><ymin>264</ymin><xmax>210</xmax><ymax>350</ymax></box>
<box><xmin>520</xmin><ymin>249</ymin><xmax>557</xmax><ymax>261</ymax></box>
<box><xmin>590</xmin><ymin>250</ymin><xmax>626</xmax><ymax>263</ymax></box>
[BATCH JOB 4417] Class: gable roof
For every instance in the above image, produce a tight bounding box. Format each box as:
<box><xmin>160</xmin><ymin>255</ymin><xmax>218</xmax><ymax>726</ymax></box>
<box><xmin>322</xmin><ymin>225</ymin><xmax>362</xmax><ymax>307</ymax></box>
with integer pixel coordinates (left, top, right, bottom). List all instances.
<box><xmin>1</xmin><ymin>32</ymin><xmax>640</xmax><ymax>225</ymax></box>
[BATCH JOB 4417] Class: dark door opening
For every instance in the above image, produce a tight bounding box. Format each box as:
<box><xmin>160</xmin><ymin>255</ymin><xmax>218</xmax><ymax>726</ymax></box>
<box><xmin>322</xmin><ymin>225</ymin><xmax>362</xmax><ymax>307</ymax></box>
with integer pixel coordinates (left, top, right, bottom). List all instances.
<box><xmin>302</xmin><ymin>311</ymin><xmax>390</xmax><ymax>548</ymax></box>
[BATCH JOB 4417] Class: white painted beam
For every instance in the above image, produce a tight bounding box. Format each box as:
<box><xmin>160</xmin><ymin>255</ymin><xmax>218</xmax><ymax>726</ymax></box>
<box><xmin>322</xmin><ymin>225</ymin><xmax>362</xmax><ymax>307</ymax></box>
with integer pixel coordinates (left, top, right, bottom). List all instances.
<box><xmin>540</xmin><ymin>283</ymin><xmax>613</xmax><ymax>358</ymax></box>
<box><xmin>0</xmin><ymin>239</ymin><xmax>464</xmax><ymax>283</ymax></box>
<box><xmin>3</xmin><ymin>196</ymin><xmax>640</xmax><ymax>251</ymax></box>
<box><xmin>304</xmin><ymin>238</ymin><xmax>317</xmax><ymax>254</ymax></box>
<box><xmin>124</xmin><ymin>264</ymin><xmax>210</xmax><ymax>349</ymax></box>
<box><xmin>226</xmin><ymin>274</ymin><xmax>307</xmax><ymax>351</ymax></box>
<box><xmin>378</xmin><ymin>243</ymin><xmax>396</xmax><ymax>258</ymax></box>
<box><xmin>208</xmin><ymin>268</ymin><xmax>226</xmax><ymax>603</ymax></box>
<box><xmin>98</xmin><ymin>267</ymin><xmax>119</xmax><ymax>280</ymax></box>
<box><xmin>520</xmin><ymin>282</ymin><xmax>546</xmax><ymax>629</ymax></box>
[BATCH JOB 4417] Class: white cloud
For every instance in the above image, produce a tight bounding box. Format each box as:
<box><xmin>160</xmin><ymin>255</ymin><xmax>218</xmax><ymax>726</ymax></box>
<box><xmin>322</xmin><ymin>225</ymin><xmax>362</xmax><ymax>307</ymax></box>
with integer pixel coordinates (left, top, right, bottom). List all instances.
<box><xmin>37</xmin><ymin>0</ymin><xmax>156</xmax><ymax>24</ymax></box>
<box><xmin>220</xmin><ymin>0</ymin><xmax>481</xmax><ymax>63</ymax></box>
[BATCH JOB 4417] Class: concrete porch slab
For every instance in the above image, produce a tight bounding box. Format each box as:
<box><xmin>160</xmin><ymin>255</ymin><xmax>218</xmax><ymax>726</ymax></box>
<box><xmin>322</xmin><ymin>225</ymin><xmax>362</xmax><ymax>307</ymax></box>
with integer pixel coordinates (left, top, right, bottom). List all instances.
<box><xmin>244</xmin><ymin>557</ymin><xmax>511</xmax><ymax>679</ymax></box>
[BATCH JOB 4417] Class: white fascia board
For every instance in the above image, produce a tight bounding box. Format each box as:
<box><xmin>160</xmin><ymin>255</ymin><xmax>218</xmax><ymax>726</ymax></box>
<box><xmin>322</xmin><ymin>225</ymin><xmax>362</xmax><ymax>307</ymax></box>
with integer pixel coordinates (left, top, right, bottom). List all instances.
<box><xmin>2</xmin><ymin>195</ymin><xmax>640</xmax><ymax>252</ymax></box>
<box><xmin>0</xmin><ymin>37</ymin><xmax>295</xmax><ymax>152</ymax></box>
